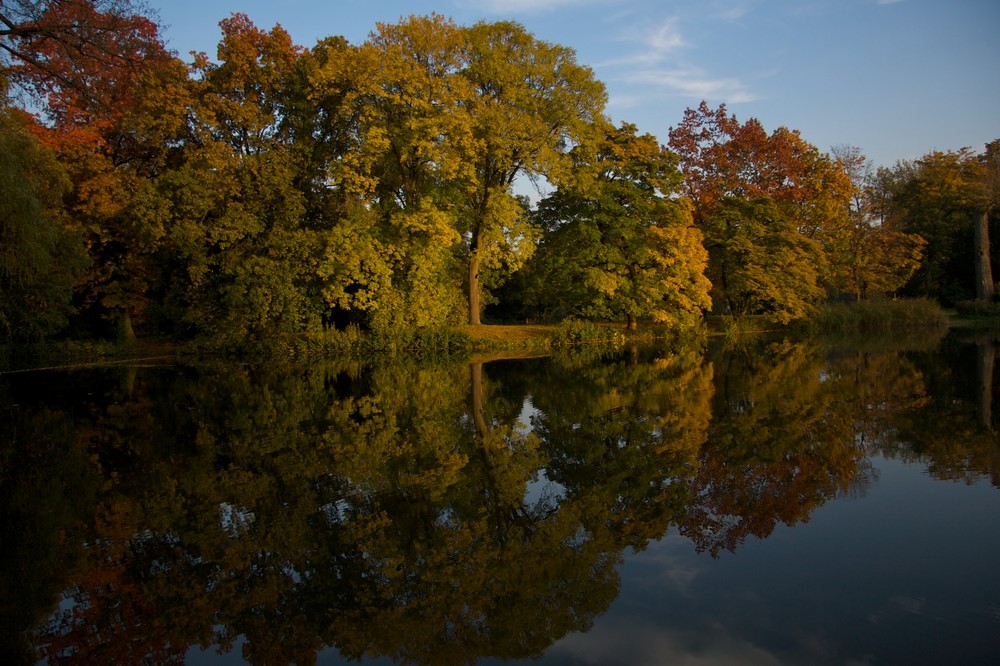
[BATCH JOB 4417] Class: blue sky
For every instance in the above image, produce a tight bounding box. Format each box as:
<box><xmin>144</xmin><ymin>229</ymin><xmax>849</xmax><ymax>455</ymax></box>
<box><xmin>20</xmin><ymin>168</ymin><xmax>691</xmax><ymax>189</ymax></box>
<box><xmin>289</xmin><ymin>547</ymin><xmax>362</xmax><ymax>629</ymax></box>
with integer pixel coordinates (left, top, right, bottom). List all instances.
<box><xmin>156</xmin><ymin>0</ymin><xmax>998</xmax><ymax>169</ymax></box>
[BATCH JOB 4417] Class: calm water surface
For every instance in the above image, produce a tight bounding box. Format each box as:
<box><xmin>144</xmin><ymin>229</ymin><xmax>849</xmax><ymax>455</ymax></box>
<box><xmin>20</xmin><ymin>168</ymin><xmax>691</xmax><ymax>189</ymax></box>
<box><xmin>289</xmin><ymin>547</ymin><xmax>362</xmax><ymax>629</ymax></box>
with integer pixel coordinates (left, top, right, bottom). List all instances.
<box><xmin>2</xmin><ymin>331</ymin><xmax>999</xmax><ymax>665</ymax></box>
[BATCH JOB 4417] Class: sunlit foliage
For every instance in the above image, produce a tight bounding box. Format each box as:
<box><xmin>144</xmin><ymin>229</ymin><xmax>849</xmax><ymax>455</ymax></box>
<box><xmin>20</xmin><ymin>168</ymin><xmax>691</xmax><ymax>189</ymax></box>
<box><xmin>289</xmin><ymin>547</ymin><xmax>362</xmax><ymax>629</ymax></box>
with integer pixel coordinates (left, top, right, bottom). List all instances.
<box><xmin>527</xmin><ymin>122</ymin><xmax>711</xmax><ymax>329</ymax></box>
<box><xmin>2</xmin><ymin>7</ymin><xmax>987</xmax><ymax>343</ymax></box>
<box><xmin>667</xmin><ymin>102</ymin><xmax>850</xmax><ymax>321</ymax></box>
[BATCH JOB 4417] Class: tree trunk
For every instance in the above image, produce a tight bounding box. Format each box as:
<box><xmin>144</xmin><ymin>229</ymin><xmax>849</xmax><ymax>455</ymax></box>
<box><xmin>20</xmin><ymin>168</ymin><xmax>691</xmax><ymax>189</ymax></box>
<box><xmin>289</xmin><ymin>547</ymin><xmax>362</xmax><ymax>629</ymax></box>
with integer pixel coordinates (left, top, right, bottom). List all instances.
<box><xmin>626</xmin><ymin>314</ymin><xmax>637</xmax><ymax>331</ymax></box>
<box><xmin>470</xmin><ymin>360</ymin><xmax>512</xmax><ymax>543</ymax></box>
<box><xmin>974</xmin><ymin>209</ymin><xmax>994</xmax><ymax>301</ymax></box>
<box><xmin>124</xmin><ymin>366</ymin><xmax>137</xmax><ymax>398</ymax></box>
<box><xmin>119</xmin><ymin>311</ymin><xmax>137</xmax><ymax>346</ymax></box>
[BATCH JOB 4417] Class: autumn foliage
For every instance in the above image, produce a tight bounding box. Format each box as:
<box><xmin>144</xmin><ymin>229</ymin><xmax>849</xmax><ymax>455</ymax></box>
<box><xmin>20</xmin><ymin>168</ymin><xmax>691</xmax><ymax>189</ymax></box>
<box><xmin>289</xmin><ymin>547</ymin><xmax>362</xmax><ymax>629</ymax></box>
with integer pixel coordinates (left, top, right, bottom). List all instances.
<box><xmin>1</xmin><ymin>5</ymin><xmax>995</xmax><ymax>344</ymax></box>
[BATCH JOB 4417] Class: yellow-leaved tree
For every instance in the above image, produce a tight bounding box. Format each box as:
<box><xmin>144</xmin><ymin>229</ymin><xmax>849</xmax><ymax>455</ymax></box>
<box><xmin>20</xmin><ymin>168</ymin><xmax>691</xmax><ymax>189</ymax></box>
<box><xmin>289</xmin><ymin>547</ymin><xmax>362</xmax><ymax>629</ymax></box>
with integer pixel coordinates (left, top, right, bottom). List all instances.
<box><xmin>458</xmin><ymin>20</ymin><xmax>607</xmax><ymax>325</ymax></box>
<box><xmin>312</xmin><ymin>16</ymin><xmax>608</xmax><ymax>329</ymax></box>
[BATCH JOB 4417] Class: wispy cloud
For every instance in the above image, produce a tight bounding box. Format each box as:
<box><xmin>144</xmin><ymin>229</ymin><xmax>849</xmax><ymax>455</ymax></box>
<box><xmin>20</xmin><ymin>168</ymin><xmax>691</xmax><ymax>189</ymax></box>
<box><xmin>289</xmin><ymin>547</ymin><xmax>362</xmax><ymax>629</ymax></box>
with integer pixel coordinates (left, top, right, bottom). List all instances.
<box><xmin>629</xmin><ymin>67</ymin><xmax>759</xmax><ymax>103</ymax></box>
<box><xmin>648</xmin><ymin>18</ymin><xmax>685</xmax><ymax>53</ymax></box>
<box><xmin>604</xmin><ymin>16</ymin><xmax>758</xmax><ymax>105</ymax></box>
<box><xmin>710</xmin><ymin>1</ymin><xmax>754</xmax><ymax>22</ymax></box>
<box><xmin>598</xmin><ymin>18</ymin><xmax>685</xmax><ymax>67</ymax></box>
<box><xmin>456</xmin><ymin>0</ymin><xmax>609</xmax><ymax>13</ymax></box>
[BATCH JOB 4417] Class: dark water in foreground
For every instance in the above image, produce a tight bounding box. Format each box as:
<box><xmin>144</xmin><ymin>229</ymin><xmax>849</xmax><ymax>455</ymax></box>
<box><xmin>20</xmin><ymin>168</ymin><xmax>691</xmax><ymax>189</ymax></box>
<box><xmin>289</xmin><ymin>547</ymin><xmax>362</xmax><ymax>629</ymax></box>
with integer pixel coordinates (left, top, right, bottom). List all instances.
<box><xmin>2</xmin><ymin>332</ymin><xmax>999</xmax><ymax>665</ymax></box>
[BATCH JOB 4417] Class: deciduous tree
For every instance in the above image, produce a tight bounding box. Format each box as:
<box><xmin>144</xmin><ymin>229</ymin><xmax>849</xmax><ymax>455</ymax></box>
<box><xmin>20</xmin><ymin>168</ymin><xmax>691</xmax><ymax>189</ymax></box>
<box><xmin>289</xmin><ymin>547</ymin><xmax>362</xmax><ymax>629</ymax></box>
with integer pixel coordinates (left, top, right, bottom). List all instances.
<box><xmin>668</xmin><ymin>102</ymin><xmax>851</xmax><ymax>318</ymax></box>
<box><xmin>975</xmin><ymin>140</ymin><xmax>999</xmax><ymax>301</ymax></box>
<box><xmin>881</xmin><ymin>149</ymin><xmax>986</xmax><ymax>304</ymax></box>
<box><xmin>1</xmin><ymin>0</ymin><xmax>160</xmax><ymax>111</ymax></box>
<box><xmin>827</xmin><ymin>144</ymin><xmax>925</xmax><ymax>300</ymax></box>
<box><xmin>6</xmin><ymin>0</ymin><xmax>184</xmax><ymax>339</ymax></box>
<box><xmin>0</xmin><ymin>106</ymin><xmax>85</xmax><ymax>340</ymax></box>
<box><xmin>157</xmin><ymin>15</ymin><xmax>324</xmax><ymax>341</ymax></box>
<box><xmin>703</xmin><ymin>197</ymin><xmax>825</xmax><ymax>323</ymax></box>
<box><xmin>529</xmin><ymin>122</ymin><xmax>711</xmax><ymax>329</ymax></box>
<box><xmin>312</xmin><ymin>17</ymin><xmax>607</xmax><ymax>328</ymax></box>
<box><xmin>459</xmin><ymin>20</ymin><xmax>606</xmax><ymax>325</ymax></box>
<box><xmin>318</xmin><ymin>14</ymin><xmax>470</xmax><ymax>332</ymax></box>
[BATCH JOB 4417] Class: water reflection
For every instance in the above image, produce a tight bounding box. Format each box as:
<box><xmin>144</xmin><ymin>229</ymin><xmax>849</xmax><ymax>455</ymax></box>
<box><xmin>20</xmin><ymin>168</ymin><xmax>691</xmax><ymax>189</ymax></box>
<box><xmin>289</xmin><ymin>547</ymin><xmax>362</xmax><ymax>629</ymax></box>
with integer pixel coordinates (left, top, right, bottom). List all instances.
<box><xmin>1</xmin><ymin>332</ymin><xmax>998</xmax><ymax>664</ymax></box>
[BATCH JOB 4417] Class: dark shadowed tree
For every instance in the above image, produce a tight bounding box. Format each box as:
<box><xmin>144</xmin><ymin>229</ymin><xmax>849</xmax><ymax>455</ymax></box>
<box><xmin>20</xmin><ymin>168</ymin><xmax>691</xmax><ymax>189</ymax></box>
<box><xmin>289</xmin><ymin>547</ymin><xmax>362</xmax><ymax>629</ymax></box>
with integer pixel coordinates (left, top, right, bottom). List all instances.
<box><xmin>4</xmin><ymin>0</ymin><xmax>185</xmax><ymax>340</ymax></box>
<box><xmin>974</xmin><ymin>140</ymin><xmax>999</xmax><ymax>301</ymax></box>
<box><xmin>881</xmin><ymin>148</ymin><xmax>990</xmax><ymax>304</ymax></box>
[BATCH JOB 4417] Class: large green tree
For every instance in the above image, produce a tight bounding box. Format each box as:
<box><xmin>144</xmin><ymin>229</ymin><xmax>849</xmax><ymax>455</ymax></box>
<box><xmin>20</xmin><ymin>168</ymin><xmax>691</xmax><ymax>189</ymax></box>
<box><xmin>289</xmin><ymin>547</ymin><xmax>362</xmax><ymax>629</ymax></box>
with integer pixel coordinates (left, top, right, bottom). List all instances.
<box><xmin>458</xmin><ymin>20</ymin><xmax>606</xmax><ymax>325</ymax></box>
<box><xmin>528</xmin><ymin>122</ymin><xmax>711</xmax><ymax>328</ymax></box>
<box><xmin>315</xmin><ymin>14</ymin><xmax>470</xmax><ymax>332</ymax></box>
<box><xmin>311</xmin><ymin>16</ymin><xmax>607</xmax><ymax>329</ymax></box>
<box><xmin>151</xmin><ymin>15</ymin><xmax>329</xmax><ymax>342</ymax></box>
<box><xmin>703</xmin><ymin>197</ymin><xmax>826</xmax><ymax>323</ymax></box>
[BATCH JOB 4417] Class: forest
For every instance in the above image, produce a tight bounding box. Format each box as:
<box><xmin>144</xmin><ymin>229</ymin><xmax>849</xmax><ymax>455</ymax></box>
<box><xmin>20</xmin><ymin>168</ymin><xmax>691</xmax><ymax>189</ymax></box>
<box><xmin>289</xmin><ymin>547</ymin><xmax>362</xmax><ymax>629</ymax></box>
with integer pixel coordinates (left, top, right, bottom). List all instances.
<box><xmin>1</xmin><ymin>0</ymin><xmax>998</xmax><ymax>347</ymax></box>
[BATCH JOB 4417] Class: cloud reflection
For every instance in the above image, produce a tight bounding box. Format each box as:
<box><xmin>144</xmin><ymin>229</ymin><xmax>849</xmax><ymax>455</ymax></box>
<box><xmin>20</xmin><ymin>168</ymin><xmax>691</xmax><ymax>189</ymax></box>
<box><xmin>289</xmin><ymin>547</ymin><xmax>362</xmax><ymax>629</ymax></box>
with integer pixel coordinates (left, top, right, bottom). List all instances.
<box><xmin>549</xmin><ymin>617</ymin><xmax>785</xmax><ymax>666</ymax></box>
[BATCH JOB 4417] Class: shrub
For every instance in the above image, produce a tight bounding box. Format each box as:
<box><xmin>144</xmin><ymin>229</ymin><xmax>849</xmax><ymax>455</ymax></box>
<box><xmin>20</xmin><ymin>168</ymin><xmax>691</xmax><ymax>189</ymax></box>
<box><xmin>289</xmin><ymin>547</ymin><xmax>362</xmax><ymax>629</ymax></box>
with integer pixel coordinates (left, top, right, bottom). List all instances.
<box><xmin>549</xmin><ymin>320</ymin><xmax>638</xmax><ymax>346</ymax></box>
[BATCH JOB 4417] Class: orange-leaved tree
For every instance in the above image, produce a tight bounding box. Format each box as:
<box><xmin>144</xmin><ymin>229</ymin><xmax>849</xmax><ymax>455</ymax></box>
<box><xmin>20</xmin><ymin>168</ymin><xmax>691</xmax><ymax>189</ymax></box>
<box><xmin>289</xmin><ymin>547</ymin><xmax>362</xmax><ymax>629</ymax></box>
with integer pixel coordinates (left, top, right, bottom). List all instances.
<box><xmin>5</xmin><ymin>0</ymin><xmax>188</xmax><ymax>340</ymax></box>
<box><xmin>668</xmin><ymin>102</ymin><xmax>847</xmax><ymax>321</ymax></box>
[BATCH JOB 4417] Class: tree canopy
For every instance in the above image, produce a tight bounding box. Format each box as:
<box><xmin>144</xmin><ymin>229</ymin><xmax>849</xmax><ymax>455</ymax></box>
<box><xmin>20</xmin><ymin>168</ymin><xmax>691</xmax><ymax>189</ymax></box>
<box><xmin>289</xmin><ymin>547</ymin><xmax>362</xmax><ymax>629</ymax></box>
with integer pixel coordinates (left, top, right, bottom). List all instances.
<box><xmin>526</xmin><ymin>122</ymin><xmax>711</xmax><ymax>328</ymax></box>
<box><xmin>667</xmin><ymin>102</ymin><xmax>848</xmax><ymax>321</ymax></box>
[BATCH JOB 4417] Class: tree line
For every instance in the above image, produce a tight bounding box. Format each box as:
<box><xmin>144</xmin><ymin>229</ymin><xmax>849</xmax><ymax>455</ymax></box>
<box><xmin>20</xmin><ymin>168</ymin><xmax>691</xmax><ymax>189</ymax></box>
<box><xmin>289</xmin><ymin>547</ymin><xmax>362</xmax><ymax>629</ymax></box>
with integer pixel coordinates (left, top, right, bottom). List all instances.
<box><xmin>1</xmin><ymin>1</ymin><xmax>997</xmax><ymax>344</ymax></box>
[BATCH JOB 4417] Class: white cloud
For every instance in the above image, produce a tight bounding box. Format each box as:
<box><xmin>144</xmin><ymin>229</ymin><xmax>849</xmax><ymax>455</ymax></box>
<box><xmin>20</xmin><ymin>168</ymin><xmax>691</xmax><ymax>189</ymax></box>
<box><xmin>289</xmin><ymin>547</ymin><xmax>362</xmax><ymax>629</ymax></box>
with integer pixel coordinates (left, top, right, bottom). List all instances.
<box><xmin>648</xmin><ymin>18</ymin><xmax>685</xmax><ymax>52</ymax></box>
<box><xmin>600</xmin><ymin>16</ymin><xmax>757</xmax><ymax>105</ymax></box>
<box><xmin>549</xmin><ymin>618</ymin><xmax>785</xmax><ymax>666</ymax></box>
<box><xmin>456</xmin><ymin>0</ymin><xmax>609</xmax><ymax>13</ymax></box>
<box><xmin>626</xmin><ymin>67</ymin><xmax>760</xmax><ymax>104</ymax></box>
<box><xmin>604</xmin><ymin>17</ymin><xmax>685</xmax><ymax>66</ymax></box>
<box><xmin>710</xmin><ymin>1</ymin><xmax>754</xmax><ymax>21</ymax></box>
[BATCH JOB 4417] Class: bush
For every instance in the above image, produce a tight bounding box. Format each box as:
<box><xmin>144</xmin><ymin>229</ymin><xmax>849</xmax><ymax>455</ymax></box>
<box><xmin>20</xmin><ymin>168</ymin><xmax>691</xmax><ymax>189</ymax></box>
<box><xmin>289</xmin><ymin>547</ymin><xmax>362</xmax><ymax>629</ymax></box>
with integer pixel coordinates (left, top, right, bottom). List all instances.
<box><xmin>549</xmin><ymin>320</ymin><xmax>632</xmax><ymax>346</ymax></box>
<box><xmin>718</xmin><ymin>314</ymin><xmax>771</xmax><ymax>340</ymax></box>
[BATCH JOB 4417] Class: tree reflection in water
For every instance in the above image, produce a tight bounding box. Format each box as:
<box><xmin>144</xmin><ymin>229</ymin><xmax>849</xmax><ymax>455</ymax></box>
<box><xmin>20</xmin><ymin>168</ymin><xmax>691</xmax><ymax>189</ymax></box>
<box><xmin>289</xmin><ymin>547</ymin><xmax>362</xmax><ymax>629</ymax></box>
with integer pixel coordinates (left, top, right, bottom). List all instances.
<box><xmin>1</xmin><ymin>331</ymin><xmax>996</xmax><ymax>665</ymax></box>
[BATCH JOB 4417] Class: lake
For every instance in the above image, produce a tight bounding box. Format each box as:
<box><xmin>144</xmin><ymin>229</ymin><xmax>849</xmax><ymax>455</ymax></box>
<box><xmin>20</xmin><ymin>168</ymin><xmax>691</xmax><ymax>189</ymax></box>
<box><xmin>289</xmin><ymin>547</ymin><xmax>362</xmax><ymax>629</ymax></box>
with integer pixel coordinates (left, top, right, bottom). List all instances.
<box><xmin>2</xmin><ymin>330</ymin><xmax>999</xmax><ymax>665</ymax></box>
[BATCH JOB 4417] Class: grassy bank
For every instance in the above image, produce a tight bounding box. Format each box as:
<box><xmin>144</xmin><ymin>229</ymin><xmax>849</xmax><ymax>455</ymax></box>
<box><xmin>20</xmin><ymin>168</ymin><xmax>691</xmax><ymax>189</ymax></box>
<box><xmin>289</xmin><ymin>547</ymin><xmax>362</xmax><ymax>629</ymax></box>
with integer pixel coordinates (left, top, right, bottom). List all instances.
<box><xmin>2</xmin><ymin>321</ymin><xmax>692</xmax><ymax>369</ymax></box>
<box><xmin>286</xmin><ymin>320</ymin><xmax>696</xmax><ymax>355</ymax></box>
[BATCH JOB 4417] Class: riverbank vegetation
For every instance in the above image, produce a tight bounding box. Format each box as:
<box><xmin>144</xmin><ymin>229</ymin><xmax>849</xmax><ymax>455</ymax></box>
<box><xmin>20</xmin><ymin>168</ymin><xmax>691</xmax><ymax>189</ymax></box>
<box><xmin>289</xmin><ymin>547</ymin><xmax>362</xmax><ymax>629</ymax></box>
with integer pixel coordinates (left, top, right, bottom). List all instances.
<box><xmin>1</xmin><ymin>2</ymin><xmax>997</xmax><ymax>356</ymax></box>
